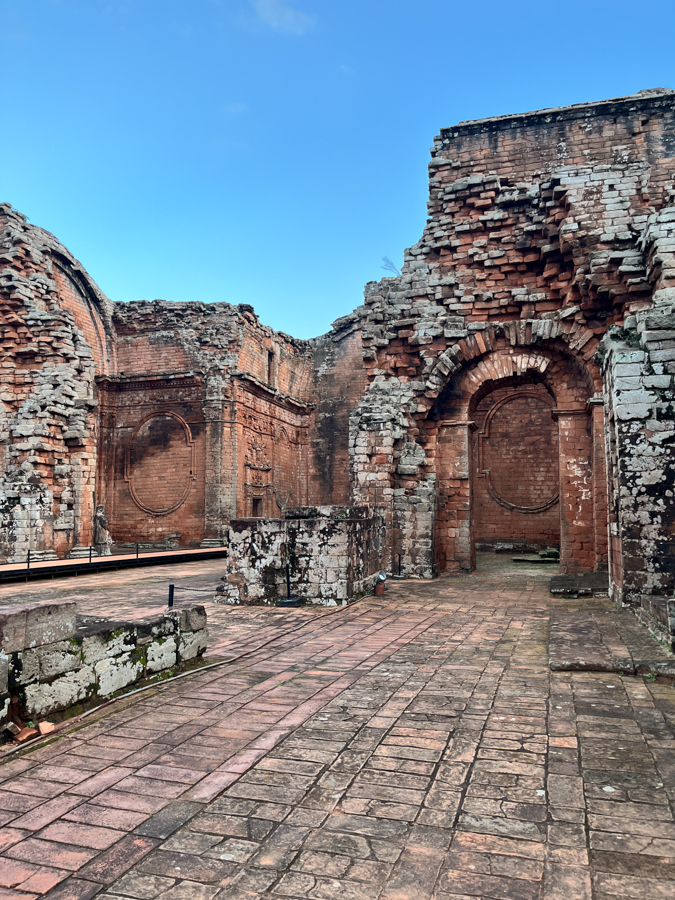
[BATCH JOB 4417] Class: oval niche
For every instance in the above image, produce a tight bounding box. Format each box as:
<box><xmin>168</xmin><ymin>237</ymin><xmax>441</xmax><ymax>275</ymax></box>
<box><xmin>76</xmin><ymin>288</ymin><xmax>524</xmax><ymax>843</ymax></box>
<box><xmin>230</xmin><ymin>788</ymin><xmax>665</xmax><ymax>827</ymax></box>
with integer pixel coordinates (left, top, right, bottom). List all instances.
<box><xmin>480</xmin><ymin>392</ymin><xmax>559</xmax><ymax>513</ymax></box>
<box><xmin>127</xmin><ymin>413</ymin><xmax>195</xmax><ymax>515</ymax></box>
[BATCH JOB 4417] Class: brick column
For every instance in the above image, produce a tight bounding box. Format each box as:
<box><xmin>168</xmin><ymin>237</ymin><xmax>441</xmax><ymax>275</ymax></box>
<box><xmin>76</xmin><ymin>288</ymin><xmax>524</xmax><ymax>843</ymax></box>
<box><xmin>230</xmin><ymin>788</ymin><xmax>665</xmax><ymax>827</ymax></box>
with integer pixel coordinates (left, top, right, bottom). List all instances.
<box><xmin>553</xmin><ymin>408</ymin><xmax>594</xmax><ymax>574</ymax></box>
<box><xmin>202</xmin><ymin>376</ymin><xmax>226</xmax><ymax>544</ymax></box>
<box><xmin>436</xmin><ymin>420</ymin><xmax>475</xmax><ymax>572</ymax></box>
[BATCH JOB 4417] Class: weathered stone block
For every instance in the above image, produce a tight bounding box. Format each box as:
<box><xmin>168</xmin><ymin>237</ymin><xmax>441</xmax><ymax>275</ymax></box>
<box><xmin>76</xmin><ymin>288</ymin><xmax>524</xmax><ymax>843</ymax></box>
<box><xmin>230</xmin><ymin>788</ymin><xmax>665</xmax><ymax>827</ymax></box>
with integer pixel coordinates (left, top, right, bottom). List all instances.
<box><xmin>178</xmin><ymin>629</ymin><xmax>207</xmax><ymax>661</ymax></box>
<box><xmin>615</xmin><ymin>403</ymin><xmax>653</xmax><ymax>420</ymax></box>
<box><xmin>146</xmin><ymin>636</ymin><xmax>177</xmax><ymax>673</ymax></box>
<box><xmin>0</xmin><ymin>602</ymin><xmax>77</xmax><ymax>653</ymax></box>
<box><xmin>81</xmin><ymin>628</ymin><xmax>135</xmax><ymax>665</ymax></box>
<box><xmin>37</xmin><ymin>640</ymin><xmax>82</xmax><ymax>680</ymax></box>
<box><xmin>175</xmin><ymin>606</ymin><xmax>207</xmax><ymax>633</ymax></box>
<box><xmin>136</xmin><ymin>615</ymin><xmax>176</xmax><ymax>642</ymax></box>
<box><xmin>0</xmin><ymin>609</ymin><xmax>27</xmax><ymax>655</ymax></box>
<box><xmin>25</xmin><ymin>602</ymin><xmax>77</xmax><ymax>649</ymax></box>
<box><xmin>95</xmin><ymin>654</ymin><xmax>144</xmax><ymax>697</ymax></box>
<box><xmin>22</xmin><ymin>665</ymin><xmax>96</xmax><ymax>718</ymax></box>
<box><xmin>10</xmin><ymin>639</ymin><xmax>82</xmax><ymax>688</ymax></box>
<box><xmin>9</xmin><ymin>648</ymin><xmax>40</xmax><ymax>688</ymax></box>
<box><xmin>613</xmin><ymin>363</ymin><xmax>643</xmax><ymax>377</ymax></box>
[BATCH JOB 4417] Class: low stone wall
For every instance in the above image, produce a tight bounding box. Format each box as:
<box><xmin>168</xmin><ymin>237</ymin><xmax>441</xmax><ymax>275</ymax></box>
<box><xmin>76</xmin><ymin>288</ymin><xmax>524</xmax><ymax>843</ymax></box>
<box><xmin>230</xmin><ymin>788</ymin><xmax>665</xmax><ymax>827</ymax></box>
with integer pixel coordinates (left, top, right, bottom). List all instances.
<box><xmin>216</xmin><ymin>505</ymin><xmax>386</xmax><ymax>606</ymax></box>
<box><xmin>0</xmin><ymin>601</ymin><xmax>208</xmax><ymax>727</ymax></box>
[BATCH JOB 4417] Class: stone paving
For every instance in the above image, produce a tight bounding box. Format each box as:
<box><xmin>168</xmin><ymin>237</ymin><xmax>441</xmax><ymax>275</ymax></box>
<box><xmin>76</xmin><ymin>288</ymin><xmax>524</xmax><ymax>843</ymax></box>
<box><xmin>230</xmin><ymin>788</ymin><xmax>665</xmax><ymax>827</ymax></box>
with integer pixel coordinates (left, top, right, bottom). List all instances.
<box><xmin>0</xmin><ymin>559</ymin><xmax>673</xmax><ymax>899</ymax></box>
<box><xmin>0</xmin><ymin>559</ymin><xmax>326</xmax><ymax>661</ymax></box>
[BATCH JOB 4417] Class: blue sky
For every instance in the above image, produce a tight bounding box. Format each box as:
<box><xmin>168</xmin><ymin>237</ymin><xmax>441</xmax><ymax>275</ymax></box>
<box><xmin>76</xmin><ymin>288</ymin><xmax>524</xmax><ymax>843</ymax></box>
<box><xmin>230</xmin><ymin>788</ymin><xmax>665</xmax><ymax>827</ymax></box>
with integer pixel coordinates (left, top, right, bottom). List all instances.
<box><xmin>1</xmin><ymin>1</ymin><xmax>673</xmax><ymax>338</ymax></box>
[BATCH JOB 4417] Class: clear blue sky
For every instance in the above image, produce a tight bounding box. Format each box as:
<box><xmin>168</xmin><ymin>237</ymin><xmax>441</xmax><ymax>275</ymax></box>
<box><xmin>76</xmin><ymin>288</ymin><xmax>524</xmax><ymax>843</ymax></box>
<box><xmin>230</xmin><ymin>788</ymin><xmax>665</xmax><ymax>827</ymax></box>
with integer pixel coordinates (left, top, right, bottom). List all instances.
<box><xmin>1</xmin><ymin>1</ymin><xmax>673</xmax><ymax>338</ymax></box>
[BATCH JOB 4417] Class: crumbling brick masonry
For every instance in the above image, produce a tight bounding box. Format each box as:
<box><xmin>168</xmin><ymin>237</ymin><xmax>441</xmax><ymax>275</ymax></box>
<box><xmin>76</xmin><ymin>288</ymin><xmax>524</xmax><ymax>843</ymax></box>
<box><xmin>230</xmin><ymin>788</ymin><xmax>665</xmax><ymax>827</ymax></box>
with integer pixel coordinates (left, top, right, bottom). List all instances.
<box><xmin>2</xmin><ymin>88</ymin><xmax>675</xmax><ymax>612</ymax></box>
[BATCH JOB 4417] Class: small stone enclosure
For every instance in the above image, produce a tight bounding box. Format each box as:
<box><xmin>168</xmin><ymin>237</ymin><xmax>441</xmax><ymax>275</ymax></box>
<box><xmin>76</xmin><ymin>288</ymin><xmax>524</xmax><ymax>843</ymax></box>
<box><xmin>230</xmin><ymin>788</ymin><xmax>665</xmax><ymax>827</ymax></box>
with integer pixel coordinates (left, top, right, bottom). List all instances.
<box><xmin>217</xmin><ymin>506</ymin><xmax>386</xmax><ymax>605</ymax></box>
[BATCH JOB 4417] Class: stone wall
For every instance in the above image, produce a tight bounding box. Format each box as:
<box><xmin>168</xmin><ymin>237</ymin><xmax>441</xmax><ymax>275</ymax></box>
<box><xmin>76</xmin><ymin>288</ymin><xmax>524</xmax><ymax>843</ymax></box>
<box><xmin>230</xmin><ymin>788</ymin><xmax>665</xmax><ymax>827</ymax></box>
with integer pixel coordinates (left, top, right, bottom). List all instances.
<box><xmin>602</xmin><ymin>205</ymin><xmax>675</xmax><ymax>604</ymax></box>
<box><xmin>0</xmin><ymin>600</ymin><xmax>207</xmax><ymax>727</ymax></box>
<box><xmin>217</xmin><ymin>506</ymin><xmax>386</xmax><ymax>605</ymax></box>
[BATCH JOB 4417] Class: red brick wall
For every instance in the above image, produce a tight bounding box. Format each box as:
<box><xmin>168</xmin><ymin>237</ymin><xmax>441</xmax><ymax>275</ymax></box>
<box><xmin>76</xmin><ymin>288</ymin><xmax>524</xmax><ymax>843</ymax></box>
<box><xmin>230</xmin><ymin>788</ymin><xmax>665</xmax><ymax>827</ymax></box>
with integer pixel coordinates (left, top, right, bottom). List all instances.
<box><xmin>98</xmin><ymin>378</ymin><xmax>206</xmax><ymax>547</ymax></box>
<box><xmin>473</xmin><ymin>384</ymin><xmax>559</xmax><ymax>549</ymax></box>
<box><xmin>234</xmin><ymin>384</ymin><xmax>311</xmax><ymax>518</ymax></box>
<box><xmin>310</xmin><ymin>327</ymin><xmax>368</xmax><ymax>505</ymax></box>
<box><xmin>106</xmin><ymin>302</ymin><xmax>315</xmax><ymax>538</ymax></box>
<box><xmin>438</xmin><ymin>93</ymin><xmax>675</xmax><ymax>205</ymax></box>
<box><xmin>431</xmin><ymin>342</ymin><xmax>598</xmax><ymax>573</ymax></box>
<box><xmin>52</xmin><ymin>268</ymin><xmax>113</xmax><ymax>374</ymax></box>
<box><xmin>114</xmin><ymin>334</ymin><xmax>191</xmax><ymax>376</ymax></box>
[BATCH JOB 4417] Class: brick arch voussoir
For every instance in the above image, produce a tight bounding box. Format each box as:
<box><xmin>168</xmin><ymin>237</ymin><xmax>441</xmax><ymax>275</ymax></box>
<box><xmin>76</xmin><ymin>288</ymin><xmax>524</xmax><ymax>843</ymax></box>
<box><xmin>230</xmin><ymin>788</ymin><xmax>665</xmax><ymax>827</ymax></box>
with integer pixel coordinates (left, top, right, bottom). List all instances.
<box><xmin>418</xmin><ymin>325</ymin><xmax>599</xmax><ymax>423</ymax></box>
<box><xmin>424</xmin><ymin>319</ymin><xmax>601</xmax><ymax>403</ymax></box>
<box><xmin>460</xmin><ymin>348</ymin><xmax>592</xmax><ymax>416</ymax></box>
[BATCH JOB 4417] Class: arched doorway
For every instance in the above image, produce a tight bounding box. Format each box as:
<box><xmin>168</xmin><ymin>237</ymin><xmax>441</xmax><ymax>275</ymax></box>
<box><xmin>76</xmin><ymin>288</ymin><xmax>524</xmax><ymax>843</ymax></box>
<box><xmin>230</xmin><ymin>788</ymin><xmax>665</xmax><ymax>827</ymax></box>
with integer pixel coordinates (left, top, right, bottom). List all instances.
<box><xmin>473</xmin><ymin>381</ymin><xmax>560</xmax><ymax>553</ymax></box>
<box><xmin>432</xmin><ymin>344</ymin><xmax>606</xmax><ymax>576</ymax></box>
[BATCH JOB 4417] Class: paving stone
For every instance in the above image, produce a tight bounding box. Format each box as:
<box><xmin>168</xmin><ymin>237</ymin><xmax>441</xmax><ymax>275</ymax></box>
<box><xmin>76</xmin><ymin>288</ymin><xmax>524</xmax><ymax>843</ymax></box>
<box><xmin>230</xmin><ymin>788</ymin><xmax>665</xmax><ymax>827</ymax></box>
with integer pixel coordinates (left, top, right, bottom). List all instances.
<box><xmin>6</xmin><ymin>838</ymin><xmax>98</xmax><ymax>871</ymax></box>
<box><xmin>63</xmin><ymin>805</ymin><xmax>150</xmax><ymax>832</ymax></box>
<box><xmin>105</xmin><ymin>872</ymin><xmax>175</xmax><ymax>898</ymax></box>
<box><xmin>0</xmin><ymin>563</ymin><xmax>674</xmax><ymax>897</ymax></box>
<box><xmin>0</xmin><ymin>858</ymin><xmax>42</xmax><ymax>888</ymax></box>
<box><xmin>137</xmin><ymin>851</ymin><xmax>234</xmax><ymax>884</ymax></box>
<box><xmin>76</xmin><ymin>836</ymin><xmax>159</xmax><ymax>884</ymax></box>
<box><xmin>38</xmin><ymin>822</ymin><xmax>125</xmax><ymax>851</ymax></box>
<box><xmin>133</xmin><ymin>802</ymin><xmax>204</xmax><ymax>840</ymax></box>
<box><xmin>88</xmin><ymin>793</ymin><xmax>171</xmax><ymax>816</ymax></box>
<box><xmin>38</xmin><ymin>878</ymin><xmax>103</xmax><ymax>900</ymax></box>
<box><xmin>16</xmin><ymin>867</ymin><xmax>70</xmax><ymax>893</ymax></box>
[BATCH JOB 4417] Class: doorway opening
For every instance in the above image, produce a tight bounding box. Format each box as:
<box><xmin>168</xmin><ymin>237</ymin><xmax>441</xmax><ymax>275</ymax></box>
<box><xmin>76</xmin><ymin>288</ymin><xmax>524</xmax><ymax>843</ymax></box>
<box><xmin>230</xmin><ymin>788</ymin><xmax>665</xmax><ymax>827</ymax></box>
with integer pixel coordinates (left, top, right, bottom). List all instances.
<box><xmin>473</xmin><ymin>381</ymin><xmax>560</xmax><ymax>566</ymax></box>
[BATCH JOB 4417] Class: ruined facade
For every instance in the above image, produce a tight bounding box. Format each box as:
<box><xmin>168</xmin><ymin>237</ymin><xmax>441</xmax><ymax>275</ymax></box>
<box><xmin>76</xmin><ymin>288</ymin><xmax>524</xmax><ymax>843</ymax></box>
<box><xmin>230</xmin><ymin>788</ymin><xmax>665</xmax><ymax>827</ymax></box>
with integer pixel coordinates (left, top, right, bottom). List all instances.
<box><xmin>1</xmin><ymin>89</ymin><xmax>675</xmax><ymax>608</ymax></box>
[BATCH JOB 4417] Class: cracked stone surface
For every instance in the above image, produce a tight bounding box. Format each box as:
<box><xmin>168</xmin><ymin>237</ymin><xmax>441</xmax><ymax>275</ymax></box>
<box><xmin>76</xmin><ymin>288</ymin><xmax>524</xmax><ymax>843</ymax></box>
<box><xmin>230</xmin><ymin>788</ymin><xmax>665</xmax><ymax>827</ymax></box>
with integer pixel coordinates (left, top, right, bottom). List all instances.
<box><xmin>0</xmin><ymin>558</ymin><xmax>673</xmax><ymax>898</ymax></box>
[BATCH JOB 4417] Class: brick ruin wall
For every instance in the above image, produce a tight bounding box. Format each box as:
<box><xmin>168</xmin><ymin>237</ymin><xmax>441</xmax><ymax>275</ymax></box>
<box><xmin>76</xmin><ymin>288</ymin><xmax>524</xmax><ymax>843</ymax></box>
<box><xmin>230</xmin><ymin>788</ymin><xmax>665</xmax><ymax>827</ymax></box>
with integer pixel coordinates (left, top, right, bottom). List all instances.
<box><xmin>99</xmin><ymin>300</ymin><xmax>317</xmax><ymax>548</ymax></box>
<box><xmin>0</xmin><ymin>205</ymin><xmax>112</xmax><ymax>562</ymax></box>
<box><xmin>0</xmin><ymin>208</ymin><xmax>363</xmax><ymax>562</ymax></box>
<box><xmin>2</xmin><ymin>89</ymin><xmax>675</xmax><ymax>608</ymax></box>
<box><xmin>348</xmin><ymin>89</ymin><xmax>674</xmax><ymax>590</ymax></box>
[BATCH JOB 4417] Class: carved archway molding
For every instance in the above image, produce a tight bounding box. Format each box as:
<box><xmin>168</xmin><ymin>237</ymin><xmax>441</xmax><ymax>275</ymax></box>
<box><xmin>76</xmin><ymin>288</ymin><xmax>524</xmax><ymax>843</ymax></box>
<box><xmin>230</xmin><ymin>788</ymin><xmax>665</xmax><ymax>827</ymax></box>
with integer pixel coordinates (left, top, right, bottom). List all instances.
<box><xmin>124</xmin><ymin>410</ymin><xmax>196</xmax><ymax>516</ymax></box>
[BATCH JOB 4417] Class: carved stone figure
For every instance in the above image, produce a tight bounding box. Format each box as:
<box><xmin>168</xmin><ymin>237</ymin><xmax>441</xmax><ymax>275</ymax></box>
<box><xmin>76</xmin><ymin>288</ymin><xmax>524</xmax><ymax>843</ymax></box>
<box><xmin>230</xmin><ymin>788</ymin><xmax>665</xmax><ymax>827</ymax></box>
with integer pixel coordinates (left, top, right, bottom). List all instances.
<box><xmin>94</xmin><ymin>505</ymin><xmax>113</xmax><ymax>556</ymax></box>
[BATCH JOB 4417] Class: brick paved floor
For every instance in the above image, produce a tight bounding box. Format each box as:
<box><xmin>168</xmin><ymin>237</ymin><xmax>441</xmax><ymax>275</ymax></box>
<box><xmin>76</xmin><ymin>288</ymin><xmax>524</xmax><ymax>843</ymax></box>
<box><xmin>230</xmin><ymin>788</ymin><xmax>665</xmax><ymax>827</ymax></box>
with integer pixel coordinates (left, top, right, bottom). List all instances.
<box><xmin>0</xmin><ymin>558</ymin><xmax>673</xmax><ymax>899</ymax></box>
